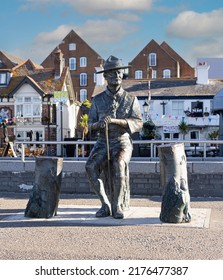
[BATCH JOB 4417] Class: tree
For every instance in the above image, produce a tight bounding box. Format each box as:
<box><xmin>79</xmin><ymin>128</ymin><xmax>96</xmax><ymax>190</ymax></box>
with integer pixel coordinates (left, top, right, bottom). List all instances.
<box><xmin>178</xmin><ymin>120</ymin><xmax>188</xmax><ymax>140</ymax></box>
<box><xmin>208</xmin><ymin>130</ymin><xmax>219</xmax><ymax>140</ymax></box>
<box><xmin>79</xmin><ymin>114</ymin><xmax>89</xmax><ymax>140</ymax></box>
<box><xmin>141</xmin><ymin>118</ymin><xmax>156</xmax><ymax>140</ymax></box>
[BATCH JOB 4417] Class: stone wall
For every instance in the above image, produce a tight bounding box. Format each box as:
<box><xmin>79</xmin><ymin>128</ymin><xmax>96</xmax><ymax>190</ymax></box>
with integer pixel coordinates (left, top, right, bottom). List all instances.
<box><xmin>0</xmin><ymin>160</ymin><xmax>223</xmax><ymax>197</ymax></box>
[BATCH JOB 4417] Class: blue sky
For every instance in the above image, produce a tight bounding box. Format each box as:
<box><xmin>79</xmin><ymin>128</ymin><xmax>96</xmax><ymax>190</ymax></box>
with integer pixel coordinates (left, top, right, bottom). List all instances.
<box><xmin>1</xmin><ymin>0</ymin><xmax>223</xmax><ymax>67</ymax></box>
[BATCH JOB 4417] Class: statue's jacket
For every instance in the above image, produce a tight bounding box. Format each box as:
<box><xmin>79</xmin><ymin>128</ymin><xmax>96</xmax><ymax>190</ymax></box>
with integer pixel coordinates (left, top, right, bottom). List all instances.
<box><xmin>88</xmin><ymin>87</ymin><xmax>143</xmax><ymax>143</ymax></box>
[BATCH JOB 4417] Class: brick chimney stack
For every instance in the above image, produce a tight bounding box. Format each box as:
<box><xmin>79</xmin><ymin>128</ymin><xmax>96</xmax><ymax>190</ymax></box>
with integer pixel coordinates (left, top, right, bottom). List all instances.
<box><xmin>54</xmin><ymin>48</ymin><xmax>63</xmax><ymax>79</ymax></box>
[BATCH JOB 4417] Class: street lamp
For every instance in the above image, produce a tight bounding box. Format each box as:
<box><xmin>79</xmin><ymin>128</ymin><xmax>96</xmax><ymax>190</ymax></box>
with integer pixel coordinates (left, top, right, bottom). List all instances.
<box><xmin>143</xmin><ymin>100</ymin><xmax>149</xmax><ymax>121</ymax></box>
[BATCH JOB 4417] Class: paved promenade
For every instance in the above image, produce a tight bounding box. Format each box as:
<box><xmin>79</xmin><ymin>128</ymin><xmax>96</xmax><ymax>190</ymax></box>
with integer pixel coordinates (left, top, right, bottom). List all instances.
<box><xmin>0</xmin><ymin>193</ymin><xmax>223</xmax><ymax>260</ymax></box>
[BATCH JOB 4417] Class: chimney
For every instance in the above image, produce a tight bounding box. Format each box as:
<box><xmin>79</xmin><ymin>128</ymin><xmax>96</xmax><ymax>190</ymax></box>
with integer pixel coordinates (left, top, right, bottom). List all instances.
<box><xmin>54</xmin><ymin>48</ymin><xmax>63</xmax><ymax>79</ymax></box>
<box><xmin>196</xmin><ymin>62</ymin><xmax>210</xmax><ymax>85</ymax></box>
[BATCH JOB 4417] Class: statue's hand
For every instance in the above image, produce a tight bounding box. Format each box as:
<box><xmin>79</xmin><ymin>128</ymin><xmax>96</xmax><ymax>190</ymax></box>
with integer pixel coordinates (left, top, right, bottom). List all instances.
<box><xmin>98</xmin><ymin>116</ymin><xmax>112</xmax><ymax>129</ymax></box>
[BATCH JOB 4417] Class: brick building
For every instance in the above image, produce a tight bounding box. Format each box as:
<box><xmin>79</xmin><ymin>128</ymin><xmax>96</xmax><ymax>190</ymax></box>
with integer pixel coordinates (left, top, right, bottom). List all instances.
<box><xmin>41</xmin><ymin>30</ymin><xmax>104</xmax><ymax>102</ymax></box>
<box><xmin>128</xmin><ymin>39</ymin><xmax>195</xmax><ymax>79</ymax></box>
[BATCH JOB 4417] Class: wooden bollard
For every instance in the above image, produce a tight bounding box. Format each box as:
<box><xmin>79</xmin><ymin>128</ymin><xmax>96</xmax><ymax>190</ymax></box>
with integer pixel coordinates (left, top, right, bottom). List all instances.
<box><xmin>25</xmin><ymin>157</ymin><xmax>63</xmax><ymax>218</ymax></box>
<box><xmin>158</xmin><ymin>143</ymin><xmax>191</xmax><ymax>223</ymax></box>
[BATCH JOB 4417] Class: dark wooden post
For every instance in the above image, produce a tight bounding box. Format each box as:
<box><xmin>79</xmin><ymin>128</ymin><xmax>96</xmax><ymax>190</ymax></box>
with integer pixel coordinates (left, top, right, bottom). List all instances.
<box><xmin>158</xmin><ymin>143</ymin><xmax>191</xmax><ymax>223</ymax></box>
<box><xmin>25</xmin><ymin>157</ymin><xmax>63</xmax><ymax>218</ymax></box>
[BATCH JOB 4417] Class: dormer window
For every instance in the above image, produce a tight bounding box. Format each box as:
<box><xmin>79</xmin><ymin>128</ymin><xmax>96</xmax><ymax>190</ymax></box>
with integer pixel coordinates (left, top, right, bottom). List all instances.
<box><xmin>0</xmin><ymin>73</ymin><xmax>7</xmax><ymax>85</ymax></box>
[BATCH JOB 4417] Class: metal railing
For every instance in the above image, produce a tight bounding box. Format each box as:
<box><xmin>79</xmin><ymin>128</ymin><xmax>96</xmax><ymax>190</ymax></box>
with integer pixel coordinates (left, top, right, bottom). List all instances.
<box><xmin>6</xmin><ymin>139</ymin><xmax>223</xmax><ymax>162</ymax></box>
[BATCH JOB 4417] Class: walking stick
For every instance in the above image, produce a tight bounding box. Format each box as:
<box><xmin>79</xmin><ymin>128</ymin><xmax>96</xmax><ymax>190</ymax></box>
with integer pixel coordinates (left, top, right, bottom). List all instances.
<box><xmin>105</xmin><ymin>122</ymin><xmax>112</xmax><ymax>210</ymax></box>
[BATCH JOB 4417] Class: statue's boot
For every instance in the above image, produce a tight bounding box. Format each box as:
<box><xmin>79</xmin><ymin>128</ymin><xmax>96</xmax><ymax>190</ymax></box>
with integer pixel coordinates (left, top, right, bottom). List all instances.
<box><xmin>92</xmin><ymin>179</ymin><xmax>111</xmax><ymax>217</ymax></box>
<box><xmin>96</xmin><ymin>204</ymin><xmax>110</xmax><ymax>217</ymax></box>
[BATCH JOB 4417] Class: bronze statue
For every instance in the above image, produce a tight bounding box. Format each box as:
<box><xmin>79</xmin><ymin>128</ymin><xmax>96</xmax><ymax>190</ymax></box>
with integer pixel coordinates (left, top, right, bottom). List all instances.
<box><xmin>85</xmin><ymin>55</ymin><xmax>143</xmax><ymax>219</ymax></box>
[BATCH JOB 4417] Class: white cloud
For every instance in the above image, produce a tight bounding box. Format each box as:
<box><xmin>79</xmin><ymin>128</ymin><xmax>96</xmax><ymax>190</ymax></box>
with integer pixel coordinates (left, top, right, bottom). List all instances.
<box><xmin>20</xmin><ymin>0</ymin><xmax>153</xmax><ymax>14</ymax></box>
<box><xmin>167</xmin><ymin>8</ymin><xmax>223</xmax><ymax>38</ymax></box>
<box><xmin>34</xmin><ymin>25</ymin><xmax>73</xmax><ymax>45</ymax></box>
<box><xmin>76</xmin><ymin>19</ymin><xmax>137</xmax><ymax>43</ymax></box>
<box><xmin>193</xmin><ymin>38</ymin><xmax>223</xmax><ymax>58</ymax></box>
<box><xmin>15</xmin><ymin>19</ymin><xmax>137</xmax><ymax>63</ymax></box>
<box><xmin>34</xmin><ymin>19</ymin><xmax>136</xmax><ymax>46</ymax></box>
<box><xmin>64</xmin><ymin>0</ymin><xmax>153</xmax><ymax>14</ymax></box>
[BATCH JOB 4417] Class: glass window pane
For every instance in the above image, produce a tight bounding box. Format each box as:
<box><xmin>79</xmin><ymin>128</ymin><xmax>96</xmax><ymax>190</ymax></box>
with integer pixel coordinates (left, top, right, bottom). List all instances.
<box><xmin>0</xmin><ymin>73</ymin><xmax>6</xmax><ymax>84</ymax></box>
<box><xmin>80</xmin><ymin>57</ymin><xmax>87</xmax><ymax>67</ymax></box>
<box><xmin>16</xmin><ymin>105</ymin><xmax>23</xmax><ymax>116</ymax></box>
<box><xmin>80</xmin><ymin>89</ymin><xmax>87</xmax><ymax>102</ymax></box>
<box><xmin>33</xmin><ymin>104</ymin><xmax>41</xmax><ymax>116</ymax></box>
<box><xmin>24</xmin><ymin>97</ymin><xmax>31</xmax><ymax>102</ymax></box>
<box><xmin>69</xmin><ymin>43</ymin><xmax>76</xmax><ymax>50</ymax></box>
<box><xmin>135</xmin><ymin>70</ymin><xmax>142</xmax><ymax>79</ymax></box>
<box><xmin>149</xmin><ymin>53</ymin><xmax>156</xmax><ymax>66</ymax></box>
<box><xmin>24</xmin><ymin>105</ymin><xmax>31</xmax><ymax>116</ymax></box>
<box><xmin>80</xmin><ymin>73</ymin><xmax>87</xmax><ymax>86</ymax></box>
<box><xmin>69</xmin><ymin>57</ymin><xmax>76</xmax><ymax>70</ymax></box>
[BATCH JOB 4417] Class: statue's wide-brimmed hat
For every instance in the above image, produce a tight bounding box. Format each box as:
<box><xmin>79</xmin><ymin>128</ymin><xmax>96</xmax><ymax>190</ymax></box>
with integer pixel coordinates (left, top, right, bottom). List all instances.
<box><xmin>96</xmin><ymin>55</ymin><xmax>131</xmax><ymax>74</ymax></box>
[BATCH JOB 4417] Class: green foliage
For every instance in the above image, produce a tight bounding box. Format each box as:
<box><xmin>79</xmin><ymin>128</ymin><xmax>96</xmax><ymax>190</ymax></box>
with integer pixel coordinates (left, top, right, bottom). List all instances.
<box><xmin>79</xmin><ymin>114</ymin><xmax>89</xmax><ymax>140</ymax></box>
<box><xmin>141</xmin><ymin>118</ymin><xmax>156</xmax><ymax>140</ymax></box>
<box><xmin>81</xmin><ymin>99</ymin><xmax>91</xmax><ymax>109</ymax></box>
<box><xmin>208</xmin><ymin>130</ymin><xmax>219</xmax><ymax>140</ymax></box>
<box><xmin>178</xmin><ymin>120</ymin><xmax>188</xmax><ymax>140</ymax></box>
<box><xmin>178</xmin><ymin>120</ymin><xmax>188</xmax><ymax>134</ymax></box>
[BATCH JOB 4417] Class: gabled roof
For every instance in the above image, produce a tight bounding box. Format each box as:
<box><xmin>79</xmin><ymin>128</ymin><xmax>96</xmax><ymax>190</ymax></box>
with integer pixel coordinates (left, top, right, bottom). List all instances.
<box><xmin>0</xmin><ymin>51</ymin><xmax>24</xmax><ymax>69</ymax></box>
<box><xmin>129</xmin><ymin>39</ymin><xmax>176</xmax><ymax>64</ymax></box>
<box><xmin>160</xmin><ymin>41</ymin><xmax>194</xmax><ymax>70</ymax></box>
<box><xmin>41</xmin><ymin>29</ymin><xmax>103</xmax><ymax>67</ymax></box>
<box><xmin>0</xmin><ymin>58</ymin><xmax>75</xmax><ymax>102</ymax></box>
<box><xmin>8</xmin><ymin>76</ymin><xmax>45</xmax><ymax>98</ymax></box>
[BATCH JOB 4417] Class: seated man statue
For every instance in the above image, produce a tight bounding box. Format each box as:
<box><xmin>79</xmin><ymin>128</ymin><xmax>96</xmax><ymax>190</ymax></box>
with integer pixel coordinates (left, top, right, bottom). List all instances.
<box><xmin>85</xmin><ymin>55</ymin><xmax>143</xmax><ymax>219</ymax></box>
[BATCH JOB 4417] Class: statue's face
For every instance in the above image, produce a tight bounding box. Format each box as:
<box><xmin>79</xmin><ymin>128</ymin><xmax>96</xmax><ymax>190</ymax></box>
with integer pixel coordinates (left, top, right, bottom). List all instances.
<box><xmin>104</xmin><ymin>69</ymin><xmax>123</xmax><ymax>87</ymax></box>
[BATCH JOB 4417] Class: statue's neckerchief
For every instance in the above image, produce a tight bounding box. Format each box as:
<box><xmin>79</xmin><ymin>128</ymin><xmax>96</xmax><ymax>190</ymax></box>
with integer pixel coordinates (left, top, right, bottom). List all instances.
<box><xmin>105</xmin><ymin>87</ymin><xmax>125</xmax><ymax>118</ymax></box>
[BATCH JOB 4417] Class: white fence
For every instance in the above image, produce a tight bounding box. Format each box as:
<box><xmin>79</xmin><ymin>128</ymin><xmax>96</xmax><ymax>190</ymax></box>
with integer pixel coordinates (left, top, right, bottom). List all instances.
<box><xmin>9</xmin><ymin>139</ymin><xmax>223</xmax><ymax>162</ymax></box>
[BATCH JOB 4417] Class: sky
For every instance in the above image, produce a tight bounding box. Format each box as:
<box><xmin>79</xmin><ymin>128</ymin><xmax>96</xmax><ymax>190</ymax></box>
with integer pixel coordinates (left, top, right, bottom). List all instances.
<box><xmin>1</xmin><ymin>0</ymin><xmax>223</xmax><ymax>67</ymax></box>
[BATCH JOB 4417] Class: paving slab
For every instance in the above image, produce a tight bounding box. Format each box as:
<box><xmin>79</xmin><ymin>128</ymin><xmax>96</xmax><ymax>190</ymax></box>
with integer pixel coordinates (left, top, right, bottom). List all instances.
<box><xmin>3</xmin><ymin>205</ymin><xmax>211</xmax><ymax>228</ymax></box>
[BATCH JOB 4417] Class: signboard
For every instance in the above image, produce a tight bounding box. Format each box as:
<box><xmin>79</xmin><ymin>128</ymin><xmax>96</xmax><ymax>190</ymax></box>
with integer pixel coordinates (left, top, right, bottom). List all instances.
<box><xmin>53</xmin><ymin>91</ymin><xmax>68</xmax><ymax>103</ymax></box>
<box><xmin>163</xmin><ymin>126</ymin><xmax>179</xmax><ymax>133</ymax></box>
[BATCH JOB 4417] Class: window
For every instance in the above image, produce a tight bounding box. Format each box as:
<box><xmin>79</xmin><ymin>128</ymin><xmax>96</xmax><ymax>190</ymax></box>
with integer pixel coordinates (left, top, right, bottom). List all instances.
<box><xmin>163</xmin><ymin>69</ymin><xmax>171</xmax><ymax>78</ymax></box>
<box><xmin>191</xmin><ymin>101</ymin><xmax>203</xmax><ymax>117</ymax></box>
<box><xmin>94</xmin><ymin>73</ymin><xmax>97</xmax><ymax>83</ymax></box>
<box><xmin>190</xmin><ymin>130</ymin><xmax>199</xmax><ymax>140</ymax></box>
<box><xmin>173</xmin><ymin>133</ymin><xmax>179</xmax><ymax>140</ymax></box>
<box><xmin>164</xmin><ymin>132</ymin><xmax>179</xmax><ymax>140</ymax></box>
<box><xmin>172</xmin><ymin>101</ymin><xmax>184</xmax><ymax>116</ymax></box>
<box><xmin>69</xmin><ymin>57</ymin><xmax>76</xmax><ymax>70</ymax></box>
<box><xmin>62</xmin><ymin>58</ymin><xmax>65</xmax><ymax>68</ymax></box>
<box><xmin>80</xmin><ymin>57</ymin><xmax>87</xmax><ymax>67</ymax></box>
<box><xmin>69</xmin><ymin>43</ymin><xmax>76</xmax><ymax>50</ymax></box>
<box><xmin>15</xmin><ymin>96</ymin><xmax>41</xmax><ymax>117</ymax></box>
<box><xmin>80</xmin><ymin>73</ymin><xmax>87</xmax><ymax>86</ymax></box>
<box><xmin>164</xmin><ymin>133</ymin><xmax>170</xmax><ymax>140</ymax></box>
<box><xmin>149</xmin><ymin>53</ymin><xmax>156</xmax><ymax>66</ymax></box>
<box><xmin>0</xmin><ymin>73</ymin><xmax>7</xmax><ymax>85</ymax></box>
<box><xmin>16</xmin><ymin>129</ymin><xmax>43</xmax><ymax>141</ymax></box>
<box><xmin>151</xmin><ymin>69</ymin><xmax>157</xmax><ymax>79</ymax></box>
<box><xmin>80</xmin><ymin>89</ymin><xmax>87</xmax><ymax>102</ymax></box>
<box><xmin>135</xmin><ymin>70</ymin><xmax>142</xmax><ymax>79</ymax></box>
